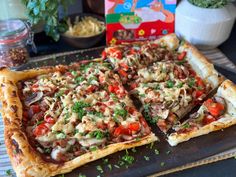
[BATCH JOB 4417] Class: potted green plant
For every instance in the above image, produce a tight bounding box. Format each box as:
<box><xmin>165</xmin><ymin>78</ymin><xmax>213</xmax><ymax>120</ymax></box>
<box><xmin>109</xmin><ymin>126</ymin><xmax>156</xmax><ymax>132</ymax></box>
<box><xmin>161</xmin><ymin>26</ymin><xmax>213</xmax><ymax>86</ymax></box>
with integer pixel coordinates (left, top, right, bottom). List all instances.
<box><xmin>175</xmin><ymin>0</ymin><xmax>236</xmax><ymax>49</ymax></box>
<box><xmin>21</xmin><ymin>0</ymin><xmax>74</xmax><ymax>41</ymax></box>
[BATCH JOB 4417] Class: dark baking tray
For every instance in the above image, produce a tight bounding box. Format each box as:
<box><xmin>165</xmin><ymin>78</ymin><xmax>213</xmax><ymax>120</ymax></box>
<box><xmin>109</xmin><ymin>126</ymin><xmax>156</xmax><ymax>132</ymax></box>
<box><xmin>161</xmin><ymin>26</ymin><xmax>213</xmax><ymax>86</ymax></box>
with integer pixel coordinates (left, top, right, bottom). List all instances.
<box><xmin>16</xmin><ymin>47</ymin><xmax>236</xmax><ymax>177</ymax></box>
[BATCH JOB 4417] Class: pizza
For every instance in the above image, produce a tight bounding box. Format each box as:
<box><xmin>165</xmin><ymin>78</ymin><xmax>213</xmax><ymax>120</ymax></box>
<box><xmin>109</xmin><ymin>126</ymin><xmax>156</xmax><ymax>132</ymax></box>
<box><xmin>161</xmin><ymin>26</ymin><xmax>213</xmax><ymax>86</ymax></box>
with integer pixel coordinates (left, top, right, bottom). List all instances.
<box><xmin>104</xmin><ymin>34</ymin><xmax>222</xmax><ymax>133</ymax></box>
<box><xmin>0</xmin><ymin>60</ymin><xmax>157</xmax><ymax>177</ymax></box>
<box><xmin>168</xmin><ymin>80</ymin><xmax>236</xmax><ymax>146</ymax></box>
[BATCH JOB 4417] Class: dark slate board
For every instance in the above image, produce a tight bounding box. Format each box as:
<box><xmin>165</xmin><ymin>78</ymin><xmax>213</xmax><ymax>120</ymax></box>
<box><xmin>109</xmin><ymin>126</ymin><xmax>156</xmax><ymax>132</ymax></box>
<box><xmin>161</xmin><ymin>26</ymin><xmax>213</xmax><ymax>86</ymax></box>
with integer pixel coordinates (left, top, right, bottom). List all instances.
<box><xmin>16</xmin><ymin>47</ymin><xmax>236</xmax><ymax>177</ymax></box>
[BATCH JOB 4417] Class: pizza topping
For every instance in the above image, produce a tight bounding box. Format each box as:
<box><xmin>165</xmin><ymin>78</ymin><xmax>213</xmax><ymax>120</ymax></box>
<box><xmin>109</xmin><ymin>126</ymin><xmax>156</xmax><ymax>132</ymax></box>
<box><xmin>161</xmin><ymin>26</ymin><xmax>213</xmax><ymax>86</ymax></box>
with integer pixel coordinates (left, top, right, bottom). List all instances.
<box><xmin>20</xmin><ymin>62</ymin><xmax>151</xmax><ymax>162</ymax></box>
<box><xmin>204</xmin><ymin>97</ymin><xmax>226</xmax><ymax>117</ymax></box>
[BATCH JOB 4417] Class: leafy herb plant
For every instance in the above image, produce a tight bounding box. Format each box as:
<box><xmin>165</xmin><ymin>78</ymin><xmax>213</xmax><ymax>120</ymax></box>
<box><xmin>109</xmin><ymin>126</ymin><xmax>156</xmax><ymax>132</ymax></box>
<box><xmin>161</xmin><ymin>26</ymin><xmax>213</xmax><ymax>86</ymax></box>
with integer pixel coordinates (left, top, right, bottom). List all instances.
<box><xmin>188</xmin><ymin>0</ymin><xmax>229</xmax><ymax>8</ymax></box>
<box><xmin>21</xmin><ymin>0</ymin><xmax>74</xmax><ymax>41</ymax></box>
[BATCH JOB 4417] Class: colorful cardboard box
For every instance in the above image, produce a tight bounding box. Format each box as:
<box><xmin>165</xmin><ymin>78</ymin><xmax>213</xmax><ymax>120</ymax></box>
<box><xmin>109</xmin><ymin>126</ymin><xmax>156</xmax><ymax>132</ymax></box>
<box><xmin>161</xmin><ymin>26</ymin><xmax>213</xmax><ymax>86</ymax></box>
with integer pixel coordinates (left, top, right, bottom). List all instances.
<box><xmin>105</xmin><ymin>0</ymin><xmax>176</xmax><ymax>45</ymax></box>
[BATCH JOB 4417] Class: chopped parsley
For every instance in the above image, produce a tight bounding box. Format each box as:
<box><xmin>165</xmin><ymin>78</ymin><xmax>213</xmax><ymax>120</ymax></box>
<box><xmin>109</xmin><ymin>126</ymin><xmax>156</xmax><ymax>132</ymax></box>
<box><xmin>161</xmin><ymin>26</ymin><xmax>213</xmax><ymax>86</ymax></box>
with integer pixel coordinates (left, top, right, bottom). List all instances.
<box><xmin>71</xmin><ymin>70</ymin><xmax>77</xmax><ymax>76</ymax></box>
<box><xmin>139</xmin><ymin>93</ymin><xmax>146</xmax><ymax>98</ymax></box>
<box><xmin>36</xmin><ymin>119</ymin><xmax>44</xmax><ymax>126</ymax></box>
<box><xmin>155</xmin><ymin>149</ymin><xmax>160</xmax><ymax>155</ymax></box>
<box><xmin>144</xmin><ymin>156</ymin><xmax>150</xmax><ymax>161</ymax></box>
<box><xmin>131</xmin><ymin>147</ymin><xmax>137</xmax><ymax>153</ymax></box>
<box><xmin>122</xmin><ymin>150</ymin><xmax>135</xmax><ymax>165</ymax></box>
<box><xmin>176</xmin><ymin>60</ymin><xmax>186</xmax><ymax>65</ymax></box>
<box><xmin>96</xmin><ymin>165</ymin><xmax>104</xmax><ymax>173</ymax></box>
<box><xmin>72</xmin><ymin>101</ymin><xmax>91</xmax><ymax>120</ymax></box>
<box><xmin>107</xmin><ymin>164</ymin><xmax>112</xmax><ymax>170</ymax></box>
<box><xmin>75</xmin><ymin>76</ymin><xmax>85</xmax><ymax>84</ymax></box>
<box><xmin>154</xmin><ymin>84</ymin><xmax>160</xmax><ymax>90</ymax></box>
<box><xmin>88</xmin><ymin>76</ymin><xmax>98</xmax><ymax>84</ymax></box>
<box><xmin>166</xmin><ymin>80</ymin><xmax>174</xmax><ymax>88</ymax></box>
<box><xmin>166</xmin><ymin>150</ymin><xmax>171</xmax><ymax>155</ymax></box>
<box><xmin>80</xmin><ymin>63</ymin><xmax>94</xmax><ymax>71</ymax></box>
<box><xmin>89</xmin><ymin>146</ymin><xmax>98</xmax><ymax>151</ymax></box>
<box><xmin>103</xmin><ymin>158</ymin><xmax>109</xmax><ymax>164</ymax></box>
<box><xmin>55</xmin><ymin>131</ymin><xmax>66</xmax><ymax>139</ymax></box>
<box><xmin>183</xmin><ymin>123</ymin><xmax>191</xmax><ymax>129</ymax></box>
<box><xmin>114</xmin><ymin>108</ymin><xmax>128</xmax><ymax>118</ymax></box>
<box><xmin>88</xmin><ymin>111</ymin><xmax>103</xmax><ymax>118</ymax></box>
<box><xmin>149</xmin><ymin>142</ymin><xmax>154</xmax><ymax>149</ymax></box>
<box><xmin>44</xmin><ymin>148</ymin><xmax>51</xmax><ymax>154</ymax></box>
<box><xmin>143</xmin><ymin>104</ymin><xmax>152</xmax><ymax>122</ymax></box>
<box><xmin>55</xmin><ymin>90</ymin><xmax>64</xmax><ymax>98</ymax></box>
<box><xmin>78</xmin><ymin>173</ymin><xmax>86</xmax><ymax>177</ymax></box>
<box><xmin>89</xmin><ymin>130</ymin><xmax>107</xmax><ymax>140</ymax></box>
<box><xmin>160</xmin><ymin>162</ymin><xmax>165</xmax><ymax>167</ymax></box>
<box><xmin>150</xmin><ymin>116</ymin><xmax>160</xmax><ymax>124</ymax></box>
<box><xmin>188</xmin><ymin>78</ymin><xmax>196</xmax><ymax>88</ymax></box>
<box><xmin>111</xmin><ymin>93</ymin><xmax>118</xmax><ymax>102</ymax></box>
<box><xmin>177</xmin><ymin>82</ymin><xmax>184</xmax><ymax>88</ymax></box>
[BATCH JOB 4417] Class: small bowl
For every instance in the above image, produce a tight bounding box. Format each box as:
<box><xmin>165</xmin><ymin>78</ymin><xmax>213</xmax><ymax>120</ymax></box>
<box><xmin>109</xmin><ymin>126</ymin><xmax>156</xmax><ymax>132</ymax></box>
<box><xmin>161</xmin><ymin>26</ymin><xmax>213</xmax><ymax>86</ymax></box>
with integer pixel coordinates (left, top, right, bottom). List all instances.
<box><xmin>61</xmin><ymin>13</ymin><xmax>105</xmax><ymax>48</ymax></box>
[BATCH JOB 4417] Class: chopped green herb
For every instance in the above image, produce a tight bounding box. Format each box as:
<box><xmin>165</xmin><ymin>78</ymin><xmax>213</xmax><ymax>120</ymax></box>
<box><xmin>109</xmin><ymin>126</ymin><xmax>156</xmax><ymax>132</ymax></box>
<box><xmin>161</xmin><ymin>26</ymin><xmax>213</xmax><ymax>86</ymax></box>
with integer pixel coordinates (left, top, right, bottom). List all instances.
<box><xmin>183</xmin><ymin>123</ymin><xmax>190</xmax><ymax>129</ymax></box>
<box><xmin>36</xmin><ymin>120</ymin><xmax>44</xmax><ymax>126</ymax></box>
<box><xmin>78</xmin><ymin>173</ymin><xmax>86</xmax><ymax>177</ymax></box>
<box><xmin>88</xmin><ymin>76</ymin><xmax>98</xmax><ymax>84</ymax></box>
<box><xmin>72</xmin><ymin>101</ymin><xmax>91</xmax><ymax>120</ymax></box>
<box><xmin>89</xmin><ymin>130</ymin><xmax>107</xmax><ymax>140</ymax></box>
<box><xmin>166</xmin><ymin>150</ymin><xmax>171</xmax><ymax>155</ymax></box>
<box><xmin>122</xmin><ymin>150</ymin><xmax>135</xmax><ymax>165</ymax></box>
<box><xmin>114</xmin><ymin>108</ymin><xmax>128</xmax><ymax>118</ymax></box>
<box><xmin>44</xmin><ymin>148</ymin><xmax>51</xmax><ymax>154</ymax></box>
<box><xmin>188</xmin><ymin>78</ymin><xmax>195</xmax><ymax>88</ymax></box>
<box><xmin>96</xmin><ymin>165</ymin><xmax>104</xmax><ymax>173</ymax></box>
<box><xmin>107</xmin><ymin>164</ymin><xmax>112</xmax><ymax>170</ymax></box>
<box><xmin>114</xmin><ymin>164</ymin><xmax>120</xmax><ymax>169</ymax></box>
<box><xmin>111</xmin><ymin>93</ymin><xmax>118</xmax><ymax>102</ymax></box>
<box><xmin>177</xmin><ymin>82</ymin><xmax>184</xmax><ymax>88</ymax></box>
<box><xmin>176</xmin><ymin>60</ymin><xmax>186</xmax><ymax>65</ymax></box>
<box><xmin>155</xmin><ymin>149</ymin><xmax>160</xmax><ymax>155</ymax></box>
<box><xmin>56</xmin><ymin>131</ymin><xmax>66</xmax><ymax>139</ymax></box>
<box><xmin>150</xmin><ymin>116</ymin><xmax>160</xmax><ymax>124</ymax></box>
<box><xmin>89</xmin><ymin>146</ymin><xmax>98</xmax><ymax>151</ymax></box>
<box><xmin>135</xmin><ymin>137</ymin><xmax>141</xmax><ymax>141</ymax></box>
<box><xmin>154</xmin><ymin>84</ymin><xmax>160</xmax><ymax>90</ymax></box>
<box><xmin>160</xmin><ymin>162</ymin><xmax>165</xmax><ymax>167</ymax></box>
<box><xmin>74</xmin><ymin>129</ymin><xmax>79</xmax><ymax>135</ymax></box>
<box><xmin>6</xmin><ymin>169</ymin><xmax>12</xmax><ymax>176</ymax></box>
<box><xmin>103</xmin><ymin>158</ymin><xmax>109</xmax><ymax>164</ymax></box>
<box><xmin>131</xmin><ymin>147</ymin><xmax>137</xmax><ymax>153</ymax></box>
<box><xmin>88</xmin><ymin>111</ymin><xmax>103</xmax><ymax>118</ymax></box>
<box><xmin>118</xmin><ymin>160</ymin><xmax>125</xmax><ymax>166</ymax></box>
<box><xmin>144</xmin><ymin>156</ymin><xmax>150</xmax><ymax>161</ymax></box>
<box><xmin>71</xmin><ymin>70</ymin><xmax>77</xmax><ymax>76</ymax></box>
<box><xmin>149</xmin><ymin>142</ymin><xmax>154</xmax><ymax>149</ymax></box>
<box><xmin>80</xmin><ymin>63</ymin><xmax>94</xmax><ymax>71</ymax></box>
<box><xmin>166</xmin><ymin>80</ymin><xmax>174</xmax><ymax>88</ymax></box>
<box><xmin>143</xmin><ymin>104</ymin><xmax>152</xmax><ymax>123</ymax></box>
<box><xmin>55</xmin><ymin>90</ymin><xmax>64</xmax><ymax>98</ymax></box>
<box><xmin>139</xmin><ymin>93</ymin><xmax>146</xmax><ymax>98</ymax></box>
<box><xmin>75</xmin><ymin>76</ymin><xmax>85</xmax><ymax>84</ymax></box>
<box><xmin>58</xmin><ymin>174</ymin><xmax>65</xmax><ymax>177</ymax></box>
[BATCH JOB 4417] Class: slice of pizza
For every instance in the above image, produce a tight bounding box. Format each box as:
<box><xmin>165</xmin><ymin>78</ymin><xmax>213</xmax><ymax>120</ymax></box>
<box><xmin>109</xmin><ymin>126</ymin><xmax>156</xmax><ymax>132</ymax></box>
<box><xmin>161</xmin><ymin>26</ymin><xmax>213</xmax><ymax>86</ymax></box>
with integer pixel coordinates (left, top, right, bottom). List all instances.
<box><xmin>167</xmin><ymin>80</ymin><xmax>236</xmax><ymax>146</ymax></box>
<box><xmin>0</xmin><ymin>60</ymin><xmax>157</xmax><ymax>177</ymax></box>
<box><xmin>102</xmin><ymin>34</ymin><xmax>180</xmax><ymax>83</ymax></box>
<box><xmin>129</xmin><ymin>44</ymin><xmax>222</xmax><ymax>133</ymax></box>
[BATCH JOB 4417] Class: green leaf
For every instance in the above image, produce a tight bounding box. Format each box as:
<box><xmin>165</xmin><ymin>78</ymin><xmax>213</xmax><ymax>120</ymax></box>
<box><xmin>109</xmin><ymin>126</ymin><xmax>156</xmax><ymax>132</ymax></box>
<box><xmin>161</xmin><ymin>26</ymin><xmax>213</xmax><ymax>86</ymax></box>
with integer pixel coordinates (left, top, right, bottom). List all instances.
<box><xmin>27</xmin><ymin>1</ymin><xmax>37</xmax><ymax>10</ymax></box>
<box><xmin>33</xmin><ymin>6</ymin><xmax>40</xmax><ymax>15</ymax></box>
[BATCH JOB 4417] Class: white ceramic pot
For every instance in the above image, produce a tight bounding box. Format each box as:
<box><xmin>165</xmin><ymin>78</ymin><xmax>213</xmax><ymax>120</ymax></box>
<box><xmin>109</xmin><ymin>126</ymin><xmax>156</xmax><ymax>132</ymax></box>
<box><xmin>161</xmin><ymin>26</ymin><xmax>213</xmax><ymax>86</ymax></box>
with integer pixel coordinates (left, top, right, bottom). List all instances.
<box><xmin>175</xmin><ymin>0</ymin><xmax>236</xmax><ymax>49</ymax></box>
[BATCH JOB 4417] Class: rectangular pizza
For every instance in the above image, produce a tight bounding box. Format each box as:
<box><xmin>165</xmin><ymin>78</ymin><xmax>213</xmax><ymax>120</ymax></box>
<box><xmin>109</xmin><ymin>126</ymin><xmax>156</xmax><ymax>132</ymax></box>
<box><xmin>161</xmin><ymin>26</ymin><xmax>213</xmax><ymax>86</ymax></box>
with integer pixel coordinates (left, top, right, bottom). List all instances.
<box><xmin>104</xmin><ymin>34</ymin><xmax>222</xmax><ymax>133</ymax></box>
<box><xmin>168</xmin><ymin>79</ymin><xmax>236</xmax><ymax>146</ymax></box>
<box><xmin>0</xmin><ymin>60</ymin><xmax>157</xmax><ymax>177</ymax></box>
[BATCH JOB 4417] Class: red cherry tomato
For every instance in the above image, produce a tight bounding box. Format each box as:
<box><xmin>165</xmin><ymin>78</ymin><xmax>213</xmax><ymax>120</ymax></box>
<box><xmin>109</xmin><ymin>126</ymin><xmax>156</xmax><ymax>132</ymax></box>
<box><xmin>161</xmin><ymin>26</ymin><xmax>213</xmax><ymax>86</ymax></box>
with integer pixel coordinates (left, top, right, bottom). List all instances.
<box><xmin>129</xmin><ymin>82</ymin><xmax>138</xmax><ymax>90</ymax></box>
<box><xmin>44</xmin><ymin>116</ymin><xmax>55</xmax><ymax>124</ymax></box>
<box><xmin>128</xmin><ymin>122</ymin><xmax>140</xmax><ymax>131</ymax></box>
<box><xmin>204</xmin><ymin>98</ymin><xmax>225</xmax><ymax>117</ymax></box>
<box><xmin>118</xmin><ymin>69</ymin><xmax>128</xmax><ymax>77</ymax></box>
<box><xmin>33</xmin><ymin>122</ymin><xmax>49</xmax><ymax>137</ymax></box>
<box><xmin>196</xmin><ymin>77</ymin><xmax>205</xmax><ymax>88</ymax></box>
<box><xmin>113</xmin><ymin>125</ymin><xmax>131</xmax><ymax>137</ymax></box>
<box><xmin>195</xmin><ymin>90</ymin><xmax>204</xmax><ymax>98</ymax></box>
<box><xmin>202</xmin><ymin>114</ymin><xmax>216</xmax><ymax>125</ymax></box>
<box><xmin>119</xmin><ymin>62</ymin><xmax>129</xmax><ymax>70</ymax></box>
<box><xmin>30</xmin><ymin>105</ymin><xmax>41</xmax><ymax>114</ymax></box>
<box><xmin>178</xmin><ymin>51</ymin><xmax>187</xmax><ymax>60</ymax></box>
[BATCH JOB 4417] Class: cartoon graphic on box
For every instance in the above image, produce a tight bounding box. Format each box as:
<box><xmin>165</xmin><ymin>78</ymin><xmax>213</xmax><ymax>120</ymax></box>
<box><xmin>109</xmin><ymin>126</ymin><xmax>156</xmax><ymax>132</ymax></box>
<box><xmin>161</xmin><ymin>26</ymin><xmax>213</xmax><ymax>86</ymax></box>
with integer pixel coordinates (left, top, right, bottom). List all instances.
<box><xmin>105</xmin><ymin>0</ymin><xmax>176</xmax><ymax>45</ymax></box>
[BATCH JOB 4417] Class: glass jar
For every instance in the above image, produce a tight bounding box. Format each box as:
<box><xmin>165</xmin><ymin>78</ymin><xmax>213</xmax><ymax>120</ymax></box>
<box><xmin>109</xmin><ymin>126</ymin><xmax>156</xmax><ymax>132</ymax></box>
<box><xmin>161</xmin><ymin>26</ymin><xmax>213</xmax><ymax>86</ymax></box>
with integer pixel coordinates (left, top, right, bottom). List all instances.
<box><xmin>0</xmin><ymin>19</ymin><xmax>34</xmax><ymax>68</ymax></box>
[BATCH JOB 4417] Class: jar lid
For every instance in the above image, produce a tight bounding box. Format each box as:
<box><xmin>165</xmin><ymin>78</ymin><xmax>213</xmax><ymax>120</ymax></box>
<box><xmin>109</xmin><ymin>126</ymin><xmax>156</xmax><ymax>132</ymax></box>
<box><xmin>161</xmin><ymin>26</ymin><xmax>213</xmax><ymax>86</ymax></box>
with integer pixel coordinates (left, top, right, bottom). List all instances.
<box><xmin>0</xmin><ymin>19</ymin><xmax>29</xmax><ymax>45</ymax></box>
